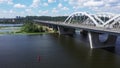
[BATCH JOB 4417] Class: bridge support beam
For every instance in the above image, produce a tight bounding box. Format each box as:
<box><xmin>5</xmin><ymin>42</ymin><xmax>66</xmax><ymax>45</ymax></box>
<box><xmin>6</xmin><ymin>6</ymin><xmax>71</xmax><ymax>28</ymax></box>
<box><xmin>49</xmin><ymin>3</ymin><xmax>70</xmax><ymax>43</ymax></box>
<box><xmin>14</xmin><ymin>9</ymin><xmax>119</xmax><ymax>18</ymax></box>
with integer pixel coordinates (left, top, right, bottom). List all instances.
<box><xmin>58</xmin><ymin>26</ymin><xmax>75</xmax><ymax>35</ymax></box>
<box><xmin>88</xmin><ymin>32</ymin><xmax>117</xmax><ymax>48</ymax></box>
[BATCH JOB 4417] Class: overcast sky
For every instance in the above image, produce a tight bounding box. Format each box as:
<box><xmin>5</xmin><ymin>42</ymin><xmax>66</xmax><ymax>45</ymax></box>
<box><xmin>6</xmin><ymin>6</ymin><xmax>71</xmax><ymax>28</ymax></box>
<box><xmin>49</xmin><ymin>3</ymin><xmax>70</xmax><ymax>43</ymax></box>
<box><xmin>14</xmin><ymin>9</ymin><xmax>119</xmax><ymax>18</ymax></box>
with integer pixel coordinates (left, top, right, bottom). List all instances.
<box><xmin>0</xmin><ymin>0</ymin><xmax>120</xmax><ymax>18</ymax></box>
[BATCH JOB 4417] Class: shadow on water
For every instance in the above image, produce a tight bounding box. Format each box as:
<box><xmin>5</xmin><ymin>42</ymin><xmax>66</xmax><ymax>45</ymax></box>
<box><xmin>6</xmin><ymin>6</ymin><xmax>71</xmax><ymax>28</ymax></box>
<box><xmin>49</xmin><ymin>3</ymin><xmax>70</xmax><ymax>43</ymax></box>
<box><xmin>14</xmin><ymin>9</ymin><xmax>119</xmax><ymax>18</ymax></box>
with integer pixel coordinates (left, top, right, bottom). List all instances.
<box><xmin>76</xmin><ymin>33</ymin><xmax>120</xmax><ymax>56</ymax></box>
<box><xmin>51</xmin><ymin>33</ymin><xmax>117</xmax><ymax>55</ymax></box>
<box><xmin>102</xmin><ymin>47</ymin><xmax>116</xmax><ymax>54</ymax></box>
<box><xmin>101</xmin><ymin>36</ymin><xmax>120</xmax><ymax>56</ymax></box>
<box><xmin>51</xmin><ymin>33</ymin><xmax>120</xmax><ymax>68</ymax></box>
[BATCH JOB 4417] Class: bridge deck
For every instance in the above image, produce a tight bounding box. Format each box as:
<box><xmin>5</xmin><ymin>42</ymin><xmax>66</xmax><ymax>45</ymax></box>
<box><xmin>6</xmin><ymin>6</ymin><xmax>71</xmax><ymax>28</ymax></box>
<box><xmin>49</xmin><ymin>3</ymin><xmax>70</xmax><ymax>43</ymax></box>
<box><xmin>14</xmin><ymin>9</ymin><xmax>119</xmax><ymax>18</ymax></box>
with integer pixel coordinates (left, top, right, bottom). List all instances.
<box><xmin>34</xmin><ymin>20</ymin><xmax>120</xmax><ymax>35</ymax></box>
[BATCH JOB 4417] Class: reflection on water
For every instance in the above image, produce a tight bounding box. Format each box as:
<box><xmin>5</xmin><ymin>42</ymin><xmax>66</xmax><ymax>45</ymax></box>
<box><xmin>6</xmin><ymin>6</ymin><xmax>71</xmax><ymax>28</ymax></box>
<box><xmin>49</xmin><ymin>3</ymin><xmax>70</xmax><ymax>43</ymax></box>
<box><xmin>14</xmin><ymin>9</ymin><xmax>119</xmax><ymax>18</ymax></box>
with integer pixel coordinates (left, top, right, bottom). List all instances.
<box><xmin>0</xmin><ymin>27</ymin><xmax>21</xmax><ymax>33</ymax></box>
<box><xmin>0</xmin><ymin>33</ymin><xmax>120</xmax><ymax>68</ymax></box>
<box><xmin>0</xmin><ymin>24</ymin><xmax>23</xmax><ymax>27</ymax></box>
<box><xmin>0</xmin><ymin>24</ymin><xmax>22</xmax><ymax>33</ymax></box>
<box><xmin>51</xmin><ymin>33</ymin><xmax>120</xmax><ymax>67</ymax></box>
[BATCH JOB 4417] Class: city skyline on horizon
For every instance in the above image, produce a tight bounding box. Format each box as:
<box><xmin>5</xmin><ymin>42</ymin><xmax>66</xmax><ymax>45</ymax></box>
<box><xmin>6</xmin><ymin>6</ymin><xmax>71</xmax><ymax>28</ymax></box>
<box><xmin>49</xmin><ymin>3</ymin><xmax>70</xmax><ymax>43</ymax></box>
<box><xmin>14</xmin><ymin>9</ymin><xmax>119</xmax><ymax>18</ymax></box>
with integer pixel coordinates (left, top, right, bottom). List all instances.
<box><xmin>0</xmin><ymin>0</ymin><xmax>120</xmax><ymax>18</ymax></box>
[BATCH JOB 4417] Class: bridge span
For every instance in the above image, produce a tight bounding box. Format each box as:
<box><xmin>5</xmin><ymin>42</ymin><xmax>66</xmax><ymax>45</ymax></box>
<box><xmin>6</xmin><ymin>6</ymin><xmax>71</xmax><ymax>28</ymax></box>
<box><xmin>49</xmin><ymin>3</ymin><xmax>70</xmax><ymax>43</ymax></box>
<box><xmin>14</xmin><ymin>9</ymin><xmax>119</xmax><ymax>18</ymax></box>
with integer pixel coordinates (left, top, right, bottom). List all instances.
<box><xmin>34</xmin><ymin>12</ymin><xmax>120</xmax><ymax>49</ymax></box>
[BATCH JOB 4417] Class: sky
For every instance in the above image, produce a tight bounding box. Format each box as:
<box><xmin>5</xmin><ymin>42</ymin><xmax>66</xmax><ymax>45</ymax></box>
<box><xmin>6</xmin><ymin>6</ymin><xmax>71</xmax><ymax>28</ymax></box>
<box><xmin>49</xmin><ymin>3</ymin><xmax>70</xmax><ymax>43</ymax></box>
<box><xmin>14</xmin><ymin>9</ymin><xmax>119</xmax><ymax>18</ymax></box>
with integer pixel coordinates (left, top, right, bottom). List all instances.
<box><xmin>0</xmin><ymin>0</ymin><xmax>120</xmax><ymax>18</ymax></box>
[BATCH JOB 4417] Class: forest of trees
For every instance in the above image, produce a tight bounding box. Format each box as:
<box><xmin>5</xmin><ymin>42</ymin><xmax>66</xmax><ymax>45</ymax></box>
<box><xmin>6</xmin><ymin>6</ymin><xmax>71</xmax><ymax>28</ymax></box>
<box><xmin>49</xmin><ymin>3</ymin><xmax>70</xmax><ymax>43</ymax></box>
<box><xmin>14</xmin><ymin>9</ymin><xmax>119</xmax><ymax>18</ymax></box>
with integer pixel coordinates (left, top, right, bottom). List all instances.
<box><xmin>0</xmin><ymin>15</ymin><xmax>110</xmax><ymax>24</ymax></box>
<box><xmin>25</xmin><ymin>16</ymin><xmax>68</xmax><ymax>22</ymax></box>
<box><xmin>0</xmin><ymin>16</ymin><xmax>68</xmax><ymax>24</ymax></box>
<box><xmin>21</xmin><ymin>20</ymin><xmax>50</xmax><ymax>33</ymax></box>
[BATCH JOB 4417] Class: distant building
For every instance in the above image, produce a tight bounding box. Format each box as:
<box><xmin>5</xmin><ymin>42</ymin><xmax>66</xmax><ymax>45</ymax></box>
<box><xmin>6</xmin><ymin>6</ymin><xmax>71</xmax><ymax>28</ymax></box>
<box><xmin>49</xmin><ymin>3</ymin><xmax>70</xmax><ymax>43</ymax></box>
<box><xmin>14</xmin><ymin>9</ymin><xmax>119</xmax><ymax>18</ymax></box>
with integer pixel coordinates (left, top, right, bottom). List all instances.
<box><xmin>16</xmin><ymin>16</ymin><xmax>21</xmax><ymax>19</ymax></box>
<box><xmin>0</xmin><ymin>18</ymin><xmax>15</xmax><ymax>23</ymax></box>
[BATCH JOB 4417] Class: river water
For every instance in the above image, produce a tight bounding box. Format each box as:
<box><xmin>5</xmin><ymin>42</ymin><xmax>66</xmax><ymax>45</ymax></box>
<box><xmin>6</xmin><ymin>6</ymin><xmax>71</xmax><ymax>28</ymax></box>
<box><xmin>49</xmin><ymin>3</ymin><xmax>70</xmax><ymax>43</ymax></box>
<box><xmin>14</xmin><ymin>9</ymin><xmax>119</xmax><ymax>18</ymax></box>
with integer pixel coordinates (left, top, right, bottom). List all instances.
<box><xmin>0</xmin><ymin>24</ymin><xmax>22</xmax><ymax>33</ymax></box>
<box><xmin>0</xmin><ymin>25</ymin><xmax>120</xmax><ymax>68</ymax></box>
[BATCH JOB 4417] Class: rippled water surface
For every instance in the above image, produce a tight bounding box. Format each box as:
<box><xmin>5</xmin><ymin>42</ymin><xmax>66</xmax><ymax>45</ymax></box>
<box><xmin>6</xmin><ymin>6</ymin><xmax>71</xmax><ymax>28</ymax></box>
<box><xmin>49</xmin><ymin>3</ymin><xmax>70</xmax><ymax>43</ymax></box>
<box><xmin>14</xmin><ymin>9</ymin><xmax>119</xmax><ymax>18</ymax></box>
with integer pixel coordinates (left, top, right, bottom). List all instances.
<box><xmin>0</xmin><ymin>24</ymin><xmax>120</xmax><ymax>68</ymax></box>
<box><xmin>0</xmin><ymin>33</ymin><xmax>120</xmax><ymax>68</ymax></box>
<box><xmin>0</xmin><ymin>24</ymin><xmax>22</xmax><ymax>33</ymax></box>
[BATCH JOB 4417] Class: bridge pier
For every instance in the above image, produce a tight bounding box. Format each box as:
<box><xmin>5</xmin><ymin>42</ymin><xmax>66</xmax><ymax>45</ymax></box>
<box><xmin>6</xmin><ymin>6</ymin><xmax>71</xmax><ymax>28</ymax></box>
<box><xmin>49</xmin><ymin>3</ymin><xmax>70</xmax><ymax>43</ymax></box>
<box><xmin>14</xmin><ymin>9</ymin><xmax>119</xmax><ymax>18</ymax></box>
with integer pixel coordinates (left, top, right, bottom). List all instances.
<box><xmin>44</xmin><ymin>24</ymin><xmax>58</xmax><ymax>31</ymax></box>
<box><xmin>80</xmin><ymin>30</ymin><xmax>88</xmax><ymax>36</ymax></box>
<box><xmin>52</xmin><ymin>25</ymin><xmax>58</xmax><ymax>31</ymax></box>
<box><xmin>104</xmin><ymin>35</ymin><xmax>117</xmax><ymax>45</ymax></box>
<box><xmin>88</xmin><ymin>32</ymin><xmax>117</xmax><ymax>48</ymax></box>
<box><xmin>48</xmin><ymin>24</ymin><xmax>53</xmax><ymax>28</ymax></box>
<box><xmin>58</xmin><ymin>26</ymin><xmax>75</xmax><ymax>35</ymax></box>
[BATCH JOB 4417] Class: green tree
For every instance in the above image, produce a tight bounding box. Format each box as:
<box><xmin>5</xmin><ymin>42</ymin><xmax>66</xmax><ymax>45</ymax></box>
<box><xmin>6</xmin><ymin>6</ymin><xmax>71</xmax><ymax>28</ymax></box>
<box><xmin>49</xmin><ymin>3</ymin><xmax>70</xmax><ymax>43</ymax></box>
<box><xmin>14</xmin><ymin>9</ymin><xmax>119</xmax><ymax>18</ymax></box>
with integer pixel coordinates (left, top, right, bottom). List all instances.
<box><xmin>21</xmin><ymin>21</ymin><xmax>45</xmax><ymax>33</ymax></box>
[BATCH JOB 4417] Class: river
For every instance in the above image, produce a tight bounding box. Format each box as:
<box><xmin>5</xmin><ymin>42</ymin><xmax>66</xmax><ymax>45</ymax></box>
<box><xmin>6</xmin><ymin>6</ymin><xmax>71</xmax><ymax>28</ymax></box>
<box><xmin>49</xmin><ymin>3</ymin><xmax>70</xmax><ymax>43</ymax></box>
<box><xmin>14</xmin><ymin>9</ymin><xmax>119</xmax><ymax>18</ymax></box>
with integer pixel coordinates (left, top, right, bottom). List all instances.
<box><xmin>0</xmin><ymin>24</ymin><xmax>22</xmax><ymax>34</ymax></box>
<box><xmin>0</xmin><ymin>24</ymin><xmax>120</xmax><ymax>68</ymax></box>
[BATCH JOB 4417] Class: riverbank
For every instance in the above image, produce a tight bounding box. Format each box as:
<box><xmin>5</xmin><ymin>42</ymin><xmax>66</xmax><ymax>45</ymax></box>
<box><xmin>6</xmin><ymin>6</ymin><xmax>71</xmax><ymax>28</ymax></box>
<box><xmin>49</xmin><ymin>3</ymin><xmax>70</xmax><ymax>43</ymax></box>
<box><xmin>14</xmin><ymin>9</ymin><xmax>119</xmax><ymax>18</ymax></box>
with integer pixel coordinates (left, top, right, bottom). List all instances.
<box><xmin>0</xmin><ymin>22</ymin><xmax>57</xmax><ymax>35</ymax></box>
<box><xmin>0</xmin><ymin>29</ymin><xmax>58</xmax><ymax>35</ymax></box>
<box><xmin>0</xmin><ymin>30</ymin><xmax>58</xmax><ymax>36</ymax></box>
<box><xmin>0</xmin><ymin>32</ymin><xmax>57</xmax><ymax>36</ymax></box>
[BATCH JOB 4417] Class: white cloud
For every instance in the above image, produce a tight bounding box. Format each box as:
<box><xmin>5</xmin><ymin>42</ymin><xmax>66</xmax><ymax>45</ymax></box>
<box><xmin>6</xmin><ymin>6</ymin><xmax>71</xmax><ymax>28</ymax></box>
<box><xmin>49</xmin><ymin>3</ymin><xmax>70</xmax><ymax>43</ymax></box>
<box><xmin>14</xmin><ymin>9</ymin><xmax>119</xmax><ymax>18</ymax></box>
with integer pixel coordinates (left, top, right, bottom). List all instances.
<box><xmin>9</xmin><ymin>10</ymin><xmax>16</xmax><ymax>14</ymax></box>
<box><xmin>48</xmin><ymin>0</ymin><xmax>56</xmax><ymax>3</ymax></box>
<box><xmin>7</xmin><ymin>0</ymin><xmax>13</xmax><ymax>4</ymax></box>
<box><xmin>64</xmin><ymin>0</ymin><xmax>68</xmax><ymax>2</ymax></box>
<box><xmin>0</xmin><ymin>0</ymin><xmax>120</xmax><ymax>18</ymax></box>
<box><xmin>68</xmin><ymin>0</ymin><xmax>104</xmax><ymax>7</ymax></box>
<box><xmin>83</xmin><ymin>0</ymin><xmax>104</xmax><ymax>7</ymax></box>
<box><xmin>24</xmin><ymin>9</ymin><xmax>37</xmax><ymax>16</ymax></box>
<box><xmin>43</xmin><ymin>3</ymin><xmax>48</xmax><ymax>6</ymax></box>
<box><xmin>42</xmin><ymin>10</ymin><xmax>49</xmax><ymax>14</ymax></box>
<box><xmin>62</xmin><ymin>7</ymin><xmax>69</xmax><ymax>11</ymax></box>
<box><xmin>117</xmin><ymin>3</ymin><xmax>120</xmax><ymax>6</ymax></box>
<box><xmin>14</xmin><ymin>4</ymin><xmax>26</xmax><ymax>8</ymax></box>
<box><xmin>31</xmin><ymin>0</ymin><xmax>40</xmax><ymax>8</ymax></box>
<box><xmin>0</xmin><ymin>9</ymin><xmax>37</xmax><ymax>18</ymax></box>
<box><xmin>0</xmin><ymin>0</ymin><xmax>5</xmax><ymax>3</ymax></box>
<box><xmin>25</xmin><ymin>9</ymin><xmax>32</xmax><ymax>12</ymax></box>
<box><xmin>52</xmin><ymin>8</ymin><xmax>58</xmax><ymax>13</ymax></box>
<box><xmin>57</xmin><ymin>3</ymin><xmax>69</xmax><ymax>11</ymax></box>
<box><xmin>107</xmin><ymin>0</ymin><xmax>119</xmax><ymax>3</ymax></box>
<box><xmin>58</xmin><ymin>3</ymin><xmax>62</xmax><ymax>8</ymax></box>
<box><xmin>67</xmin><ymin>0</ymin><xmax>120</xmax><ymax>13</ymax></box>
<box><xmin>2</xmin><ymin>10</ymin><xmax>7</xmax><ymax>13</ymax></box>
<box><xmin>68</xmin><ymin>0</ymin><xmax>87</xmax><ymax>6</ymax></box>
<box><xmin>0</xmin><ymin>0</ymin><xmax>13</xmax><ymax>4</ymax></box>
<box><xmin>91</xmin><ymin>4</ymin><xmax>120</xmax><ymax>13</ymax></box>
<box><xmin>39</xmin><ymin>10</ymin><xmax>49</xmax><ymax>15</ymax></box>
<box><xmin>104</xmin><ymin>4</ymin><xmax>111</xmax><ymax>7</ymax></box>
<box><xmin>0</xmin><ymin>9</ymin><xmax>18</xmax><ymax>18</ymax></box>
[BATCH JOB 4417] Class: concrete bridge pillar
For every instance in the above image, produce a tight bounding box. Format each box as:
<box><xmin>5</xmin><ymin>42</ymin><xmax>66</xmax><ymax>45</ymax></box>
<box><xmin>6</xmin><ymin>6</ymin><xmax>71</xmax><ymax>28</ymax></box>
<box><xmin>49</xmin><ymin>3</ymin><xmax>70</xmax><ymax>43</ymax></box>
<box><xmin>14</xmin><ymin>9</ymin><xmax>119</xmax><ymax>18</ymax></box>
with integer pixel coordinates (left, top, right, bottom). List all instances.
<box><xmin>80</xmin><ymin>30</ymin><xmax>88</xmax><ymax>36</ymax></box>
<box><xmin>48</xmin><ymin>24</ymin><xmax>53</xmax><ymax>28</ymax></box>
<box><xmin>46</xmin><ymin>25</ymin><xmax>58</xmax><ymax>31</ymax></box>
<box><xmin>88</xmin><ymin>32</ymin><xmax>117</xmax><ymax>48</ymax></box>
<box><xmin>58</xmin><ymin>26</ymin><xmax>75</xmax><ymax>35</ymax></box>
<box><xmin>104</xmin><ymin>35</ymin><xmax>117</xmax><ymax>45</ymax></box>
<box><xmin>52</xmin><ymin>25</ymin><xmax>58</xmax><ymax>31</ymax></box>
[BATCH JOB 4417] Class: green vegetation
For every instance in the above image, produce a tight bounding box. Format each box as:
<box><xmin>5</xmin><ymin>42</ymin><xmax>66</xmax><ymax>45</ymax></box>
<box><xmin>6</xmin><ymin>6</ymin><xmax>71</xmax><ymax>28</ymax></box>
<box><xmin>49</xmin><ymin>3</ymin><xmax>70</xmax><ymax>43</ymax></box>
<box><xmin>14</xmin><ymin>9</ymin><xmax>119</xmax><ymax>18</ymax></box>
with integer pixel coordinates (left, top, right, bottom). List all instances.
<box><xmin>0</xmin><ymin>20</ymin><xmax>56</xmax><ymax>35</ymax></box>
<box><xmin>0</xmin><ymin>16</ymin><xmax>65</xmax><ymax>34</ymax></box>
<box><xmin>20</xmin><ymin>21</ymin><xmax>53</xmax><ymax>33</ymax></box>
